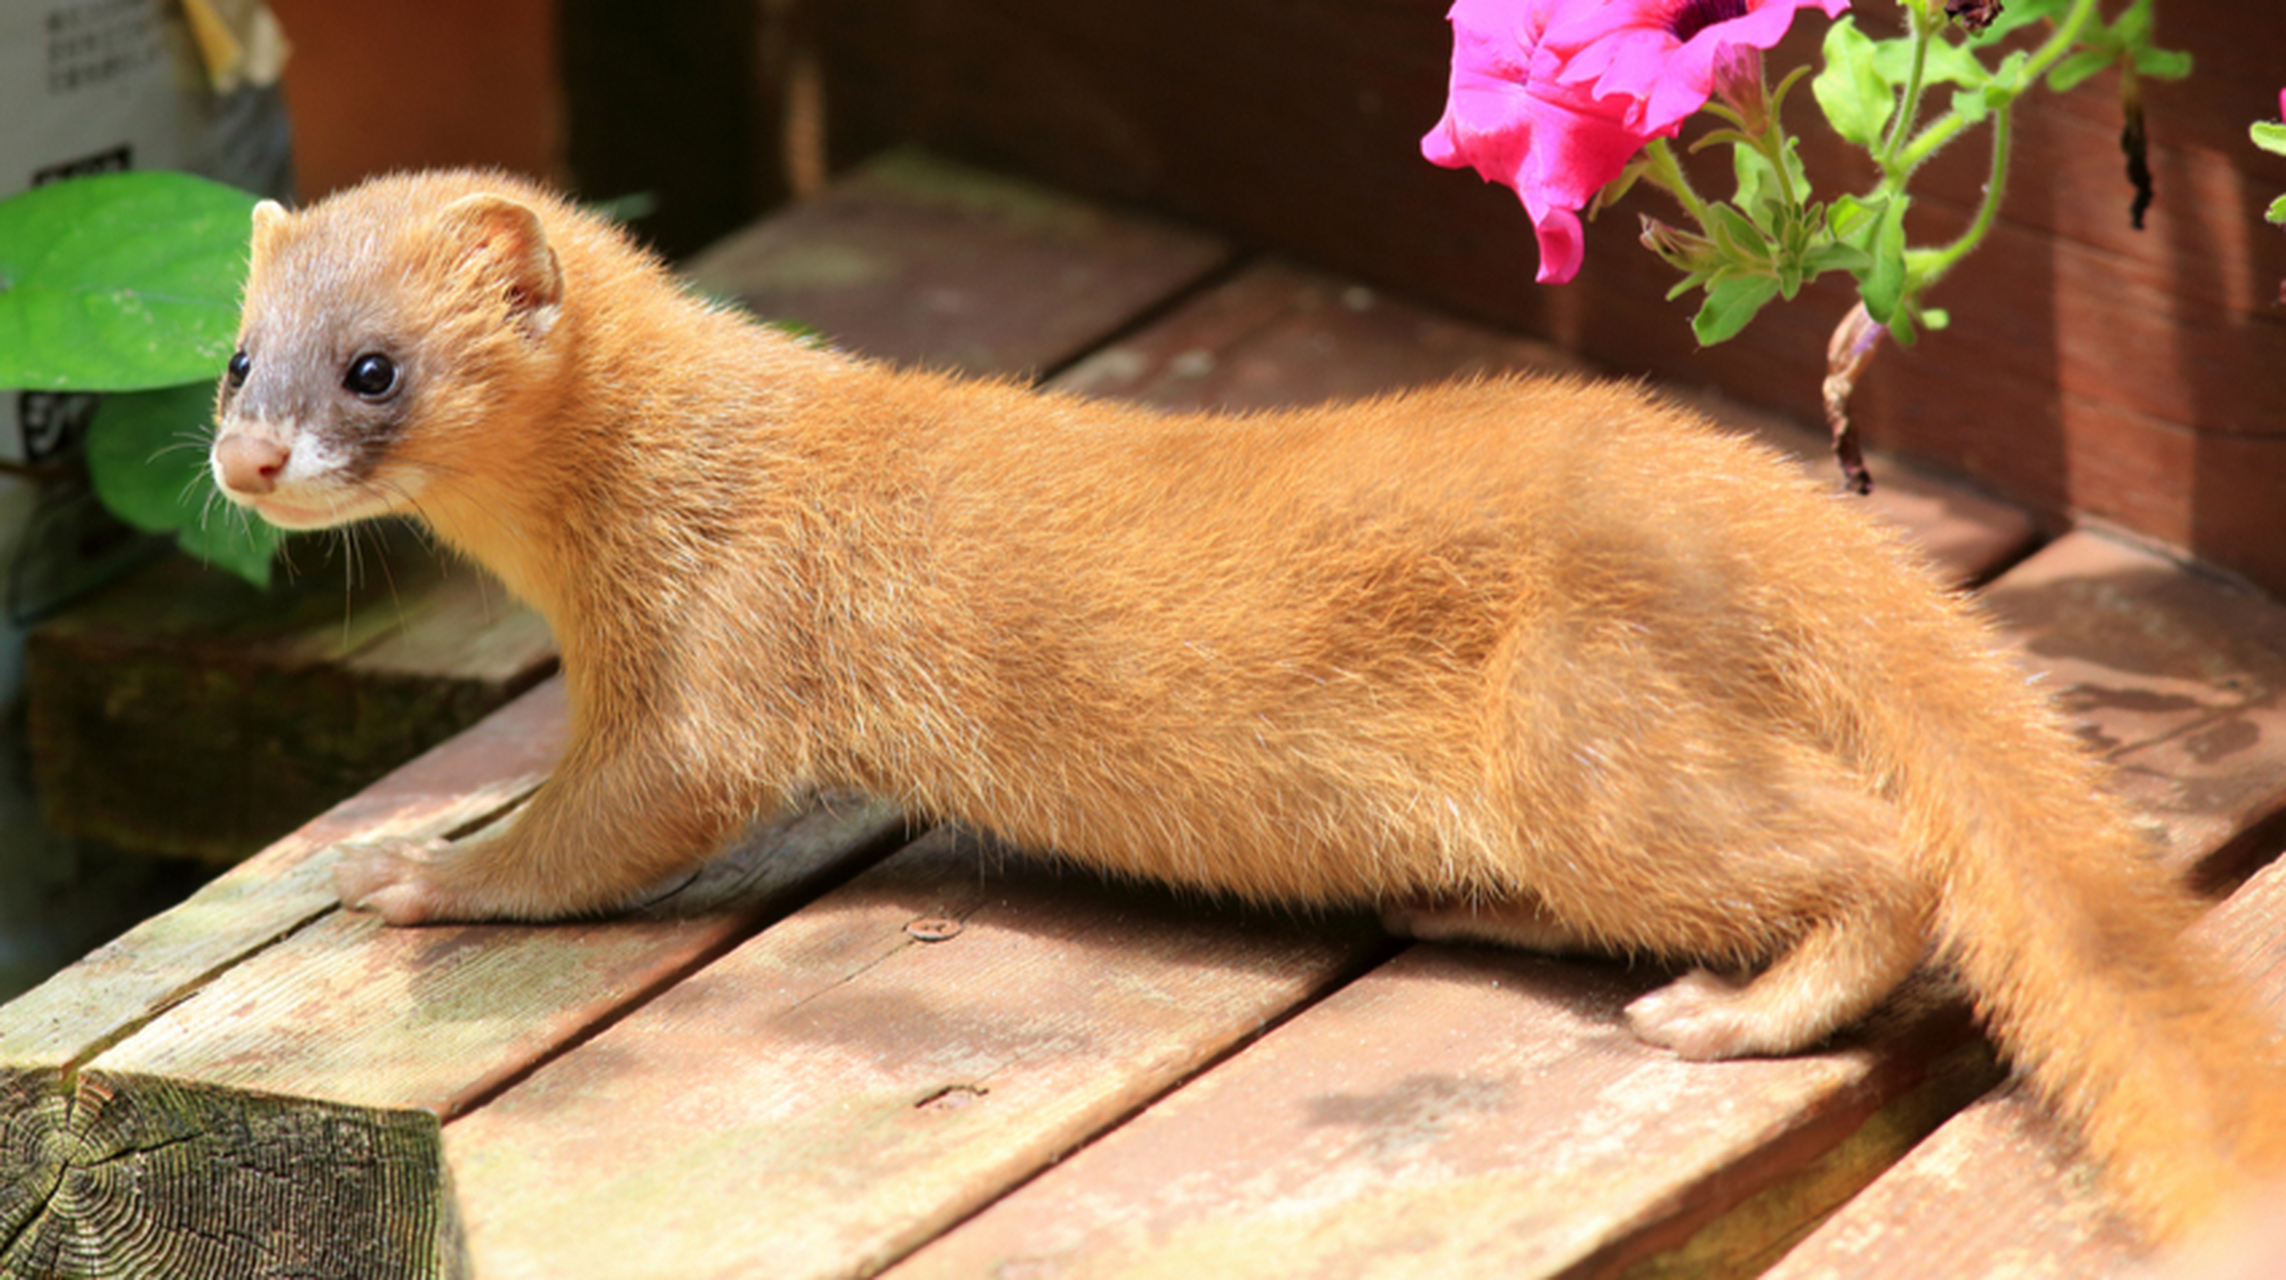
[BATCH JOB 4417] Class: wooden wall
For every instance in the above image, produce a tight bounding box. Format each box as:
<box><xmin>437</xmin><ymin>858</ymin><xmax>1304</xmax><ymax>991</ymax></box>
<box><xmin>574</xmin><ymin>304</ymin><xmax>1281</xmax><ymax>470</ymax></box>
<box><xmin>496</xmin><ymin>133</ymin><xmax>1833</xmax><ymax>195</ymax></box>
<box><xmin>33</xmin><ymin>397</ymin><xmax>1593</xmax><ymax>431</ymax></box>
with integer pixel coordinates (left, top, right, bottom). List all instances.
<box><xmin>807</xmin><ymin>0</ymin><xmax>2286</xmax><ymax>596</ymax></box>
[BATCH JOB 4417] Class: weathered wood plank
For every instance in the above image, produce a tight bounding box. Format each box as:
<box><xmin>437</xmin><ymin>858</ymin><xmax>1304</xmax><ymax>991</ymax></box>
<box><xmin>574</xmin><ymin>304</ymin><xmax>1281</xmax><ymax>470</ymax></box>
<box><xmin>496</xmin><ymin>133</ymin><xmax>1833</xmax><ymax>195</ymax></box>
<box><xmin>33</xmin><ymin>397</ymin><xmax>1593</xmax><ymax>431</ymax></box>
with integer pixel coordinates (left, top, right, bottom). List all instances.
<box><xmin>0</xmin><ymin>680</ymin><xmax>565</xmax><ymax>1073</ymax></box>
<box><xmin>0</xmin><ymin>797</ymin><xmax>907</xmax><ymax>1280</ymax></box>
<box><xmin>682</xmin><ymin>148</ymin><xmax>1235</xmax><ymax>379</ymax></box>
<box><xmin>1054</xmin><ymin>259</ymin><xmax>2037</xmax><ymax>589</ymax></box>
<box><xmin>879</xmin><ymin>531</ymin><xmax>2286</xmax><ymax>1279</ymax></box>
<box><xmin>443</xmin><ymin>830</ymin><xmax>1383</xmax><ymax>1280</ymax></box>
<box><xmin>0</xmin><ymin>680</ymin><xmax>567</xmax><ymax>1280</ymax></box>
<box><xmin>26</xmin><ymin>535</ymin><xmax>557</xmax><ymax>861</ymax></box>
<box><xmin>885</xmin><ymin>947</ymin><xmax>1994</xmax><ymax>1280</ymax></box>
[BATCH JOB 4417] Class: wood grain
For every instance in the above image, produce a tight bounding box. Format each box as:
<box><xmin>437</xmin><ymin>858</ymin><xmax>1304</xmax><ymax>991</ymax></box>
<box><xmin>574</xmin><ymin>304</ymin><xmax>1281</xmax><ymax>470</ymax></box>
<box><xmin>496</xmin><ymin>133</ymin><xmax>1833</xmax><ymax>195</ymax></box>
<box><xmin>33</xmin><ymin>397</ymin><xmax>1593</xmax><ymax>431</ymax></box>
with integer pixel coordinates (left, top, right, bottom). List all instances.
<box><xmin>444</xmin><ymin>830</ymin><xmax>1384</xmax><ymax>1280</ymax></box>
<box><xmin>682</xmin><ymin>148</ymin><xmax>1235</xmax><ymax>379</ymax></box>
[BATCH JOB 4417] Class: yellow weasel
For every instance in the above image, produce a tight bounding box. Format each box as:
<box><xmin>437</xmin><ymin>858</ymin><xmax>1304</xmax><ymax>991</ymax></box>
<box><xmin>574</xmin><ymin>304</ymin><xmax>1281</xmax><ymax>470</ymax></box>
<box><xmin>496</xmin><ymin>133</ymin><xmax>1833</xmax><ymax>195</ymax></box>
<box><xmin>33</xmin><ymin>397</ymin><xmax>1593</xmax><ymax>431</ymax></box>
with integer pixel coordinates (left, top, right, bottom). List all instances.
<box><xmin>210</xmin><ymin>170</ymin><xmax>2285</xmax><ymax>1242</ymax></box>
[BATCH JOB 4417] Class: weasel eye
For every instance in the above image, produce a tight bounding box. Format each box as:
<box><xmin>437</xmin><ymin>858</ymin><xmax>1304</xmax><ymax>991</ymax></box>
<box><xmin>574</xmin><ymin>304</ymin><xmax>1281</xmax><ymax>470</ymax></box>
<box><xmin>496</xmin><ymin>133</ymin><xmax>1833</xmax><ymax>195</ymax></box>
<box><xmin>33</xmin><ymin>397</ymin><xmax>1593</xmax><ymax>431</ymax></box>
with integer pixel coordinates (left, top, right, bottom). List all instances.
<box><xmin>343</xmin><ymin>352</ymin><xmax>399</xmax><ymax>399</ymax></box>
<box><xmin>226</xmin><ymin>350</ymin><xmax>251</xmax><ymax>389</ymax></box>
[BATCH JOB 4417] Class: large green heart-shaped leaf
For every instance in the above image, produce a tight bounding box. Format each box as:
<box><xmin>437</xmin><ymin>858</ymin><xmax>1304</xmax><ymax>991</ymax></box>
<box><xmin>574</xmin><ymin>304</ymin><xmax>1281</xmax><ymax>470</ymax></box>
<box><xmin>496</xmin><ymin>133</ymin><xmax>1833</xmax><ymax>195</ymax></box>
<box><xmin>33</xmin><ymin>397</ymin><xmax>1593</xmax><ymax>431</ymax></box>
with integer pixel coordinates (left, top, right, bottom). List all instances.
<box><xmin>0</xmin><ymin>172</ymin><xmax>258</xmax><ymax>392</ymax></box>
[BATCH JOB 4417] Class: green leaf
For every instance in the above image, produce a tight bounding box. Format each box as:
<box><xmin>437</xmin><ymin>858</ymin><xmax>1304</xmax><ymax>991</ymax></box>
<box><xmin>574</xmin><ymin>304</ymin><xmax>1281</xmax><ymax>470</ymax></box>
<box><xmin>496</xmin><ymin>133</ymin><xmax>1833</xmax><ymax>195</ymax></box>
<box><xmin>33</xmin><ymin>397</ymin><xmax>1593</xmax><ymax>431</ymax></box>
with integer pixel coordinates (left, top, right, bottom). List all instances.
<box><xmin>2046</xmin><ymin>48</ymin><xmax>2114</xmax><ymax>94</ymax></box>
<box><xmin>1967</xmin><ymin>0</ymin><xmax>2066</xmax><ymax>45</ymax></box>
<box><xmin>1813</xmin><ymin>19</ymin><xmax>1894</xmax><ymax>149</ymax></box>
<box><xmin>86</xmin><ymin>381</ymin><xmax>280</xmax><ymax>585</ymax></box>
<box><xmin>0</xmin><ymin>172</ymin><xmax>259</xmax><ymax>392</ymax></box>
<box><xmin>1948</xmin><ymin>85</ymin><xmax>1990</xmax><ymax>127</ymax></box>
<box><xmin>2251</xmin><ymin>122</ymin><xmax>2286</xmax><ymax>158</ymax></box>
<box><xmin>2267</xmin><ymin>194</ymin><xmax>2286</xmax><ymax>226</ymax></box>
<box><xmin>1920</xmin><ymin>307</ymin><xmax>1951</xmax><ymax>330</ymax></box>
<box><xmin>2133</xmin><ymin>47</ymin><xmax>2191</xmax><ymax>80</ymax></box>
<box><xmin>1828</xmin><ymin>194</ymin><xmax>1886</xmax><ymax>248</ymax></box>
<box><xmin>1872</xmin><ymin>34</ymin><xmax>1990</xmax><ymax>90</ymax></box>
<box><xmin>1984</xmin><ymin>50</ymin><xmax>2030</xmax><ymax>102</ymax></box>
<box><xmin>1859</xmin><ymin>194</ymin><xmax>1912</xmax><ymax>323</ymax></box>
<box><xmin>1803</xmin><ymin>241</ymin><xmax>1875</xmax><ymax>275</ymax></box>
<box><xmin>1707</xmin><ymin>202</ymin><xmax>1773</xmax><ymax>262</ymax></box>
<box><xmin>1692</xmin><ymin>273</ymin><xmax>1782</xmax><ymax>346</ymax></box>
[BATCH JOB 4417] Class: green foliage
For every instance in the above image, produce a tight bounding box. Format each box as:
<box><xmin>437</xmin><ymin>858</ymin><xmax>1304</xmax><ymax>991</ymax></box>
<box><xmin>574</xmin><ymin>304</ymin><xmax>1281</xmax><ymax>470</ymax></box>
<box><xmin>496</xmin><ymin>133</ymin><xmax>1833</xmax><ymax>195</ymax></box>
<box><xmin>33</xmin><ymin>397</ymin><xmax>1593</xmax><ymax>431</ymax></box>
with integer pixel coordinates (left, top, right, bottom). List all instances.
<box><xmin>86</xmin><ymin>384</ymin><xmax>282</xmax><ymax>585</ymax></box>
<box><xmin>1653</xmin><ymin>0</ymin><xmax>2194</xmax><ymax>351</ymax></box>
<box><xmin>1812</xmin><ymin>19</ymin><xmax>1893</xmax><ymax>149</ymax></box>
<box><xmin>0</xmin><ymin>171</ymin><xmax>274</xmax><ymax>586</ymax></box>
<box><xmin>0</xmin><ymin>172</ymin><xmax>257</xmax><ymax>391</ymax></box>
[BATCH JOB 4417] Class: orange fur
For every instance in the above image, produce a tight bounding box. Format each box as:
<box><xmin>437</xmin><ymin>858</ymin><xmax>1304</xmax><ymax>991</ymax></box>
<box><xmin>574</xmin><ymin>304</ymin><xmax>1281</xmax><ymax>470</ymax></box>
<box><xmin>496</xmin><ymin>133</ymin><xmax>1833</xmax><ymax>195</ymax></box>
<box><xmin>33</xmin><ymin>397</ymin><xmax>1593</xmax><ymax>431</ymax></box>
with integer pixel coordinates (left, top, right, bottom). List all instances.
<box><xmin>212</xmin><ymin>171</ymin><xmax>2286</xmax><ymax>1242</ymax></box>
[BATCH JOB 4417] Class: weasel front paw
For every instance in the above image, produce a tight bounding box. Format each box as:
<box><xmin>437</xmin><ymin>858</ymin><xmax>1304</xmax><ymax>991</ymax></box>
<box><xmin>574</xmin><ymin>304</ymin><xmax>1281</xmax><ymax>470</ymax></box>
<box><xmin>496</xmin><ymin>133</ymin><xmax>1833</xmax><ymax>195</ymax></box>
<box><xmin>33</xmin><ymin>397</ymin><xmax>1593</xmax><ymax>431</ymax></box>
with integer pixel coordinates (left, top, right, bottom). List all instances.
<box><xmin>334</xmin><ymin>836</ymin><xmax>458</xmax><ymax>926</ymax></box>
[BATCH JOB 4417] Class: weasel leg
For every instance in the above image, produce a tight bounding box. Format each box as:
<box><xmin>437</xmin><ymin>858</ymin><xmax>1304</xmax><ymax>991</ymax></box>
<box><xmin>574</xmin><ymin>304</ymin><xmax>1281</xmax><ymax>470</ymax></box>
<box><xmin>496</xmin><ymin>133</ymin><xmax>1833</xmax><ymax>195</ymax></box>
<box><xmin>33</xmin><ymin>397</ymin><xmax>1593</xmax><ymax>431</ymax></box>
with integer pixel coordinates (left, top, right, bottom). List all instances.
<box><xmin>335</xmin><ymin>733</ymin><xmax>761</xmax><ymax>925</ymax></box>
<box><xmin>1625</xmin><ymin>904</ymin><xmax>1927</xmax><ymax>1059</ymax></box>
<box><xmin>1382</xmin><ymin>893</ymin><xmax>1601</xmax><ymax>956</ymax></box>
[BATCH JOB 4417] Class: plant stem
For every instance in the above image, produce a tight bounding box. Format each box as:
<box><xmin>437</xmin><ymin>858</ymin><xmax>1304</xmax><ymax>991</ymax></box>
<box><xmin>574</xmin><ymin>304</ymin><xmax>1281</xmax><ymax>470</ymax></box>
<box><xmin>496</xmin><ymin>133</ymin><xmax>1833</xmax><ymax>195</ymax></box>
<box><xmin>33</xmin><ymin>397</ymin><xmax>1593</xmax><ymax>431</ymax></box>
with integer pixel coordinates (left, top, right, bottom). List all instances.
<box><xmin>1641</xmin><ymin>137</ymin><xmax>1713</xmax><ymax>230</ymax></box>
<box><xmin>1880</xmin><ymin>3</ymin><xmax>1936</xmax><ymax>171</ymax></box>
<box><xmin>2022</xmin><ymin>0</ymin><xmax>2104</xmax><ymax>85</ymax></box>
<box><xmin>1906</xmin><ymin>97</ymin><xmax>2014</xmax><ymax>290</ymax></box>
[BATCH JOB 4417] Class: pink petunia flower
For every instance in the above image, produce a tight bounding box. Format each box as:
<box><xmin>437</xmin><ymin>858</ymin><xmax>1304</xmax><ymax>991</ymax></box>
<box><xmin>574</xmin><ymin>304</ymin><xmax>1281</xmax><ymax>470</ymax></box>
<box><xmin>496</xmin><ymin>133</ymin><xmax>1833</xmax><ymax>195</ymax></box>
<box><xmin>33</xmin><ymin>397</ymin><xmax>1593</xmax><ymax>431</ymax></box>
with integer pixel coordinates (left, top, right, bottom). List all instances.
<box><xmin>1422</xmin><ymin>0</ymin><xmax>1848</xmax><ymax>284</ymax></box>
<box><xmin>1550</xmin><ymin>0</ymin><xmax>1851</xmax><ymax>134</ymax></box>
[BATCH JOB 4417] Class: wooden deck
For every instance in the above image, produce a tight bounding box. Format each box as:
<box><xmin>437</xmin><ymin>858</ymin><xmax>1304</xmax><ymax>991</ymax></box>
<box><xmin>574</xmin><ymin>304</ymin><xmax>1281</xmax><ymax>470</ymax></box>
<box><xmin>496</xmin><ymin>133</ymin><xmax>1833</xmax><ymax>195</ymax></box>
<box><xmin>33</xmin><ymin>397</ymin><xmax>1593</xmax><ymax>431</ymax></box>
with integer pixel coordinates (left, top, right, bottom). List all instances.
<box><xmin>5</xmin><ymin>152</ymin><xmax>2286</xmax><ymax>1279</ymax></box>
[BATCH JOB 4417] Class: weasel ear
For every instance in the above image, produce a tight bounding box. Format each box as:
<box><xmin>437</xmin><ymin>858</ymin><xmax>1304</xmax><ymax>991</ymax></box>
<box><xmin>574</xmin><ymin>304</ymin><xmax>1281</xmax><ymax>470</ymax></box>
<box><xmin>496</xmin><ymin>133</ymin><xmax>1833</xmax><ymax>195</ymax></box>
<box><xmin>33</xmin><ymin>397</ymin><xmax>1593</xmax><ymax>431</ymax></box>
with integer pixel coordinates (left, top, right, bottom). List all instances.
<box><xmin>248</xmin><ymin>199</ymin><xmax>289</xmax><ymax>268</ymax></box>
<box><xmin>437</xmin><ymin>193</ymin><xmax>565</xmax><ymax>339</ymax></box>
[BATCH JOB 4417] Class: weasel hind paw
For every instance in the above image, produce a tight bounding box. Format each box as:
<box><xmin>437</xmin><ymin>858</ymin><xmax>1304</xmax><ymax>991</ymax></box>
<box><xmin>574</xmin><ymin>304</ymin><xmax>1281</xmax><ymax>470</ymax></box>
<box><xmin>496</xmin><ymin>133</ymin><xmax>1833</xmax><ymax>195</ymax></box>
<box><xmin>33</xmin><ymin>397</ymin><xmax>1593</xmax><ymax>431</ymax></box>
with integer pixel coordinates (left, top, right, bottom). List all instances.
<box><xmin>1625</xmin><ymin>969</ymin><xmax>1773</xmax><ymax>1061</ymax></box>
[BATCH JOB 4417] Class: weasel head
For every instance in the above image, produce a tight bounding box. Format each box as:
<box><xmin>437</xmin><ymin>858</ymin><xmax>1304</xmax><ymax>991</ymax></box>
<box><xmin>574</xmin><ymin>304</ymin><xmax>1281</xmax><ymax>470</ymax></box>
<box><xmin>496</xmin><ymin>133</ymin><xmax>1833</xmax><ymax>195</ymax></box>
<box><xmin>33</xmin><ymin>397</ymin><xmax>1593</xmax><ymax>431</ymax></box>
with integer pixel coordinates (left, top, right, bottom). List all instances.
<box><xmin>211</xmin><ymin>172</ymin><xmax>571</xmax><ymax>532</ymax></box>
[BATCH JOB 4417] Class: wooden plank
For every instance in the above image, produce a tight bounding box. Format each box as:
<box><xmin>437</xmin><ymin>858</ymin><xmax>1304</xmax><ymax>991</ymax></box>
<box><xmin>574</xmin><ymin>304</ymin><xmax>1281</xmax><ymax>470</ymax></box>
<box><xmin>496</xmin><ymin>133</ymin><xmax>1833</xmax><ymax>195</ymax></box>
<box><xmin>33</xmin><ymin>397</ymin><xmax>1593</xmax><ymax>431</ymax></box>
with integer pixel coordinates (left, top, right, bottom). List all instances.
<box><xmin>442</xmin><ymin>830</ymin><xmax>1383</xmax><ymax>1280</ymax></box>
<box><xmin>1054</xmin><ymin>258</ymin><xmax>2037</xmax><ymax>587</ymax></box>
<box><xmin>885</xmin><ymin>947</ymin><xmax>1994</xmax><ymax>1280</ymax></box>
<box><xmin>0</xmin><ymin>679</ymin><xmax>566</xmax><ymax>1280</ymax></box>
<box><xmin>681</xmin><ymin>148</ymin><xmax>1235</xmax><ymax>379</ymax></box>
<box><xmin>0</xmin><ymin>679</ymin><xmax>565</xmax><ymax>1074</ymax></box>
<box><xmin>0</xmin><ymin>795</ymin><xmax>907</xmax><ymax>1280</ymax></box>
<box><xmin>26</xmin><ymin>533</ymin><xmax>557</xmax><ymax>861</ymax></box>
<box><xmin>878</xmin><ymin>531</ymin><xmax>2286</xmax><ymax>1279</ymax></box>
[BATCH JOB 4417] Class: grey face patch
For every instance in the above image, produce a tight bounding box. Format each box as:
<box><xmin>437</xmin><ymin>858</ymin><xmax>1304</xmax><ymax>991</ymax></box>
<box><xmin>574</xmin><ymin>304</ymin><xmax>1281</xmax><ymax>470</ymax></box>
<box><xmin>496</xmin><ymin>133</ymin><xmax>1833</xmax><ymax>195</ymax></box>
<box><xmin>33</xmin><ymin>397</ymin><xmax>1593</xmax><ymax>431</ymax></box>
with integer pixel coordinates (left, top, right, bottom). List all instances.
<box><xmin>220</xmin><ymin>232</ymin><xmax>427</xmax><ymax>489</ymax></box>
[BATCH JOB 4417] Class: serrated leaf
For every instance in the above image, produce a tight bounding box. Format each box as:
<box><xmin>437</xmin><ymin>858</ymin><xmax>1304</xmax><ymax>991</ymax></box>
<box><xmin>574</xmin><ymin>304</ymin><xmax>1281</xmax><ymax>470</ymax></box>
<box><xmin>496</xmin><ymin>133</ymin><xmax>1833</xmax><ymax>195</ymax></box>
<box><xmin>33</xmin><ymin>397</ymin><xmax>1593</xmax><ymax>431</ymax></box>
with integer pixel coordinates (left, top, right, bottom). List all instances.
<box><xmin>0</xmin><ymin>172</ymin><xmax>259</xmax><ymax>392</ymax></box>
<box><xmin>1693</xmin><ymin>274</ymin><xmax>1782</xmax><ymax>345</ymax></box>
<box><xmin>86</xmin><ymin>381</ymin><xmax>280</xmax><ymax>585</ymax></box>
<box><xmin>2046</xmin><ymin>48</ymin><xmax>2115</xmax><ymax>94</ymax></box>
<box><xmin>1813</xmin><ymin>19</ymin><xmax>1894</xmax><ymax>149</ymax></box>
<box><xmin>2252</xmin><ymin>122</ymin><xmax>2286</xmax><ymax>158</ymax></box>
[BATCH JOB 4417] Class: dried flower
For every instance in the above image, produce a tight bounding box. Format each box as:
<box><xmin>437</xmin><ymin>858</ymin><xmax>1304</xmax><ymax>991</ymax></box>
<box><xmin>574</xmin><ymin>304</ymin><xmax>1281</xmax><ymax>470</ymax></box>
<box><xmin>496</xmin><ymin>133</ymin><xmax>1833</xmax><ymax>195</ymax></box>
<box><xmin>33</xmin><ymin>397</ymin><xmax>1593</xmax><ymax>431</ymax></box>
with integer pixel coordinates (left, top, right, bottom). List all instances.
<box><xmin>1944</xmin><ymin>0</ymin><xmax>2002</xmax><ymax>33</ymax></box>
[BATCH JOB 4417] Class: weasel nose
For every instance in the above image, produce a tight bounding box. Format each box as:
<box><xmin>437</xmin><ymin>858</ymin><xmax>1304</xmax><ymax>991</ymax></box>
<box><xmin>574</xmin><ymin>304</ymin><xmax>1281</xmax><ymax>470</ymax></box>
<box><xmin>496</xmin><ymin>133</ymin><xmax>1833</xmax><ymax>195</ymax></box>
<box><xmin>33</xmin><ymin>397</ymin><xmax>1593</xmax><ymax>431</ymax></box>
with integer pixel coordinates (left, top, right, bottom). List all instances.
<box><xmin>214</xmin><ymin>433</ymin><xmax>291</xmax><ymax>496</ymax></box>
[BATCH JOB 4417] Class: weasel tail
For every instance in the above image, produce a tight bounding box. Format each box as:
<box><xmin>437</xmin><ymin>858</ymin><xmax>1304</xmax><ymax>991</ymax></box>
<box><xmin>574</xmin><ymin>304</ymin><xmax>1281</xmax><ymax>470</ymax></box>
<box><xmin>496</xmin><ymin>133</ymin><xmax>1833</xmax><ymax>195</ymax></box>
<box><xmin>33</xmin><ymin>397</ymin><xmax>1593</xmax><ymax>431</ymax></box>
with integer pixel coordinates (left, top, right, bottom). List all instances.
<box><xmin>209</xmin><ymin>171</ymin><xmax>2286</xmax><ymax>1243</ymax></box>
<box><xmin>1835</xmin><ymin>594</ymin><xmax>2286</xmax><ymax>1239</ymax></box>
